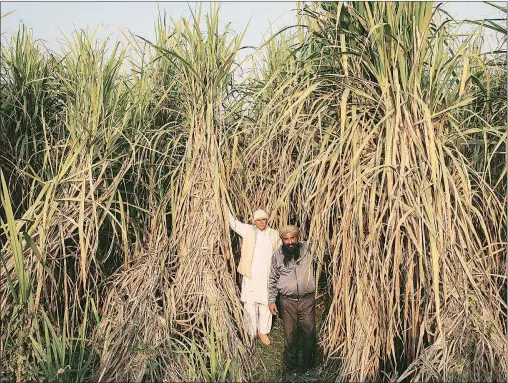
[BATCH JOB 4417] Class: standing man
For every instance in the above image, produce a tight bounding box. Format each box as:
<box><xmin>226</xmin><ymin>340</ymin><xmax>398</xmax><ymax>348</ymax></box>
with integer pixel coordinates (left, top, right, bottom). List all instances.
<box><xmin>227</xmin><ymin>207</ymin><xmax>281</xmax><ymax>345</ymax></box>
<box><xmin>268</xmin><ymin>225</ymin><xmax>317</xmax><ymax>380</ymax></box>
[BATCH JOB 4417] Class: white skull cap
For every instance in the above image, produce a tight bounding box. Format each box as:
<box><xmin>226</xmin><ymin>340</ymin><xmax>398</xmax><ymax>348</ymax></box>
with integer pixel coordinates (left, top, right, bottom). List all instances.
<box><xmin>253</xmin><ymin>209</ymin><xmax>268</xmax><ymax>221</ymax></box>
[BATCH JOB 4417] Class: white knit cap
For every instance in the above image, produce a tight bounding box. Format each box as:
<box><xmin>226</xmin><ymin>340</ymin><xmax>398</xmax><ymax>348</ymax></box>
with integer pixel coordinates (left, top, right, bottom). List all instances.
<box><xmin>253</xmin><ymin>209</ymin><xmax>268</xmax><ymax>221</ymax></box>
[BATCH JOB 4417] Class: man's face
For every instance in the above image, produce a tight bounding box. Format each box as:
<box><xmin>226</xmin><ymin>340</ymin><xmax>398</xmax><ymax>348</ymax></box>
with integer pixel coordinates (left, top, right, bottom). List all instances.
<box><xmin>281</xmin><ymin>232</ymin><xmax>300</xmax><ymax>264</ymax></box>
<box><xmin>282</xmin><ymin>233</ymin><xmax>298</xmax><ymax>246</ymax></box>
<box><xmin>254</xmin><ymin>218</ymin><xmax>267</xmax><ymax>231</ymax></box>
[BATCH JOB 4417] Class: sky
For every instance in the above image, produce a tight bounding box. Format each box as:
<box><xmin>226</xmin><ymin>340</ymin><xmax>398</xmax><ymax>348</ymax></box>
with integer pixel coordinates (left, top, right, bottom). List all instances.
<box><xmin>1</xmin><ymin>2</ymin><xmax>298</xmax><ymax>55</ymax></box>
<box><xmin>1</xmin><ymin>1</ymin><xmax>505</xmax><ymax>59</ymax></box>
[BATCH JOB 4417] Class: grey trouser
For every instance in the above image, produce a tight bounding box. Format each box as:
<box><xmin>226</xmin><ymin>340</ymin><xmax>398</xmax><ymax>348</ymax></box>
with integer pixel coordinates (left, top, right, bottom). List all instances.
<box><xmin>280</xmin><ymin>294</ymin><xmax>316</xmax><ymax>371</ymax></box>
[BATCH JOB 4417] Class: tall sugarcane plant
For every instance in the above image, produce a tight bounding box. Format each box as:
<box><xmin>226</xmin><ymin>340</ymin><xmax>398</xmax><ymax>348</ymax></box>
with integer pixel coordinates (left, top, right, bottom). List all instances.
<box><xmin>98</xmin><ymin>5</ymin><xmax>254</xmax><ymax>381</ymax></box>
<box><xmin>237</xmin><ymin>2</ymin><xmax>506</xmax><ymax>381</ymax></box>
<box><xmin>0</xmin><ymin>21</ymin><xmax>178</xmax><ymax>382</ymax></box>
<box><xmin>0</xmin><ymin>2</ymin><xmax>506</xmax><ymax>382</ymax></box>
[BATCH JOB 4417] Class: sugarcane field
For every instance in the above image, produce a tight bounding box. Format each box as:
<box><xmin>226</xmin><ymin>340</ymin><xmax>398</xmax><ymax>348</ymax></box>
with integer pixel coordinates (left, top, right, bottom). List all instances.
<box><xmin>0</xmin><ymin>2</ymin><xmax>507</xmax><ymax>382</ymax></box>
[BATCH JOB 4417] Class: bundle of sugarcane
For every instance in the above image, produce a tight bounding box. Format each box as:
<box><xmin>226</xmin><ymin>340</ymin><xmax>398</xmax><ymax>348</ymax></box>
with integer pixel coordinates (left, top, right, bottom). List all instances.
<box><xmin>237</xmin><ymin>2</ymin><xmax>506</xmax><ymax>381</ymax></box>
<box><xmin>98</xmin><ymin>6</ymin><xmax>254</xmax><ymax>381</ymax></box>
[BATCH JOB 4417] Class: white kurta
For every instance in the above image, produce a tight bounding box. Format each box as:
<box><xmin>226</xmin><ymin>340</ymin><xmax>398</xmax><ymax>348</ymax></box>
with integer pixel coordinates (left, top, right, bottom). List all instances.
<box><xmin>228</xmin><ymin>211</ymin><xmax>274</xmax><ymax>335</ymax></box>
<box><xmin>240</xmin><ymin>229</ymin><xmax>272</xmax><ymax>304</ymax></box>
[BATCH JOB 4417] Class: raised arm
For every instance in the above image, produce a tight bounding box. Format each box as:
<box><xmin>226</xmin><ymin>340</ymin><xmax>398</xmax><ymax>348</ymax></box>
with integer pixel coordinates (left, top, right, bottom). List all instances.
<box><xmin>227</xmin><ymin>207</ymin><xmax>250</xmax><ymax>238</ymax></box>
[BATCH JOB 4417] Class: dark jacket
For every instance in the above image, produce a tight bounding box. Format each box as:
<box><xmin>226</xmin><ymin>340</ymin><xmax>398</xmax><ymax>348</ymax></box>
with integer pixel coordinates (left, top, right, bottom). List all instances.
<box><xmin>268</xmin><ymin>241</ymin><xmax>316</xmax><ymax>304</ymax></box>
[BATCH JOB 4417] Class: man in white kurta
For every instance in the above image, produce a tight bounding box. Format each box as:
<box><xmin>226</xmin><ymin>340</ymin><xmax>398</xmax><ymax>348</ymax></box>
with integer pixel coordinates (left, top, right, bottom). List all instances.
<box><xmin>228</xmin><ymin>208</ymin><xmax>280</xmax><ymax>345</ymax></box>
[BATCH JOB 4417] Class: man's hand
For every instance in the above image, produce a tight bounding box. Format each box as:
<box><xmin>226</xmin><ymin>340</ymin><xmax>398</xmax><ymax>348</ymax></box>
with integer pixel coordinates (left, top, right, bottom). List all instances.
<box><xmin>269</xmin><ymin>303</ymin><xmax>278</xmax><ymax>316</ymax></box>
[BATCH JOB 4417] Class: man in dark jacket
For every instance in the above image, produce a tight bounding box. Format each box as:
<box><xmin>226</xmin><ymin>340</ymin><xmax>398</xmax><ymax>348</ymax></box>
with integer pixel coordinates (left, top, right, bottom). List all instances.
<box><xmin>268</xmin><ymin>225</ymin><xmax>316</xmax><ymax>380</ymax></box>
